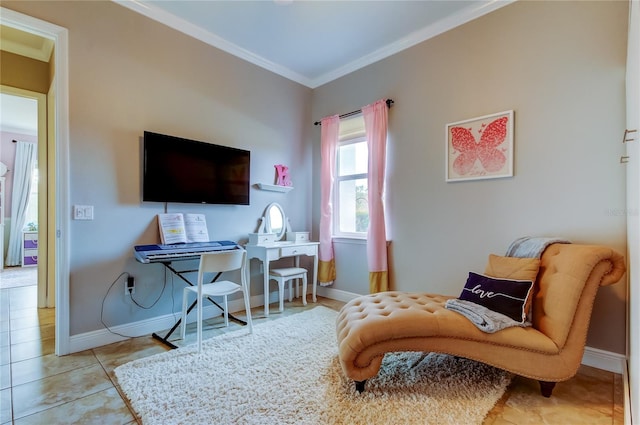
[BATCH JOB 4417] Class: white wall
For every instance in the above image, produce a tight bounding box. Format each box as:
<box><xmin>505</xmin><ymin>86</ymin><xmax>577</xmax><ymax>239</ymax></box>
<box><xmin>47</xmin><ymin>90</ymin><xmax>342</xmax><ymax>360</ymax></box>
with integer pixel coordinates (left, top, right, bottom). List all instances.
<box><xmin>2</xmin><ymin>0</ymin><xmax>313</xmax><ymax>336</ymax></box>
<box><xmin>311</xmin><ymin>0</ymin><xmax>629</xmax><ymax>354</ymax></box>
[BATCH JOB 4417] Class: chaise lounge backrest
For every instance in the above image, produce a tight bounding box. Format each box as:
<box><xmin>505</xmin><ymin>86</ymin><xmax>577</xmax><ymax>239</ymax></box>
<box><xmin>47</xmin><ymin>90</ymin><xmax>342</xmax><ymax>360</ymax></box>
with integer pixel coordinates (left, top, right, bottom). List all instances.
<box><xmin>533</xmin><ymin>243</ymin><xmax>625</xmax><ymax>350</ymax></box>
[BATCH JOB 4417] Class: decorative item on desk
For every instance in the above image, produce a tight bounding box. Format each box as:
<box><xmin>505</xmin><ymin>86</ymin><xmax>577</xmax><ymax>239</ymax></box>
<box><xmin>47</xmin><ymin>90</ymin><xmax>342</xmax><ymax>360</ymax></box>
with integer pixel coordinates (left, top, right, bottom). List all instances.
<box><xmin>275</xmin><ymin>164</ymin><xmax>292</xmax><ymax>187</ymax></box>
<box><xmin>247</xmin><ymin>203</ymin><xmax>292</xmax><ymax>245</ymax></box>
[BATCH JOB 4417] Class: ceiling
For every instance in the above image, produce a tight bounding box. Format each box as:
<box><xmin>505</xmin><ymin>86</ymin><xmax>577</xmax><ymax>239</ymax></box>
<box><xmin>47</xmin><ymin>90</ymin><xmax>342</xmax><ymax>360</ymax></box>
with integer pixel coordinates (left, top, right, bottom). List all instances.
<box><xmin>116</xmin><ymin>0</ymin><xmax>513</xmax><ymax>88</ymax></box>
<box><xmin>1</xmin><ymin>0</ymin><xmax>512</xmax><ymax>136</ymax></box>
<box><xmin>0</xmin><ymin>93</ymin><xmax>37</xmax><ymax>136</ymax></box>
<box><xmin>0</xmin><ymin>25</ymin><xmax>46</xmax><ymax>137</ymax></box>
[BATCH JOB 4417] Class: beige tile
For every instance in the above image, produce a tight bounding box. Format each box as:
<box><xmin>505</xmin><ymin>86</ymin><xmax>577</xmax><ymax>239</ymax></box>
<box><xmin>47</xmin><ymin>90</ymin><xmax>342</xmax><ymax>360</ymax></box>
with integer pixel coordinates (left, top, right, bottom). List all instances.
<box><xmin>493</xmin><ymin>374</ymin><xmax>616</xmax><ymax>425</ymax></box>
<box><xmin>8</xmin><ymin>287</ymin><xmax>37</xmax><ymax>311</ymax></box>
<box><xmin>12</xmin><ymin>363</ymin><xmax>113</xmax><ymax>419</ymax></box>
<box><xmin>10</xmin><ymin>311</ymin><xmax>55</xmax><ymax>331</ymax></box>
<box><xmin>0</xmin><ymin>306</ymin><xmax>7</xmax><ymax>323</ymax></box>
<box><xmin>0</xmin><ymin>330</ymin><xmax>7</xmax><ymax>348</ymax></box>
<box><xmin>0</xmin><ymin>344</ymin><xmax>9</xmax><ymax>366</ymax></box>
<box><xmin>482</xmin><ymin>379</ymin><xmax>513</xmax><ymax>424</ymax></box>
<box><xmin>10</xmin><ymin>307</ymin><xmax>54</xmax><ymax>322</ymax></box>
<box><xmin>0</xmin><ymin>287</ymin><xmax>9</xmax><ymax>299</ymax></box>
<box><xmin>13</xmin><ymin>387</ymin><xmax>135</xmax><ymax>425</ymax></box>
<box><xmin>0</xmin><ymin>364</ymin><xmax>9</xmax><ymax>390</ymax></box>
<box><xmin>0</xmin><ymin>387</ymin><xmax>11</xmax><ymax>424</ymax></box>
<box><xmin>613</xmin><ymin>373</ymin><xmax>624</xmax><ymax>425</ymax></box>
<box><xmin>10</xmin><ymin>323</ymin><xmax>55</xmax><ymax>345</ymax></box>
<box><xmin>0</xmin><ymin>290</ymin><xmax>10</xmax><ymax>318</ymax></box>
<box><xmin>10</xmin><ymin>337</ymin><xmax>55</xmax><ymax>363</ymax></box>
<box><xmin>93</xmin><ymin>337</ymin><xmax>169</xmax><ymax>378</ymax></box>
<box><xmin>11</xmin><ymin>350</ymin><xmax>99</xmax><ymax>386</ymax></box>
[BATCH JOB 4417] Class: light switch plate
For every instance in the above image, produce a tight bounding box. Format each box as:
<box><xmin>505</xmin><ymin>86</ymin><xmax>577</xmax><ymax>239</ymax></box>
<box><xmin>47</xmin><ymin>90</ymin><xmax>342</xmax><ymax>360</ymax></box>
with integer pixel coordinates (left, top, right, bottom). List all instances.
<box><xmin>73</xmin><ymin>205</ymin><xmax>94</xmax><ymax>220</ymax></box>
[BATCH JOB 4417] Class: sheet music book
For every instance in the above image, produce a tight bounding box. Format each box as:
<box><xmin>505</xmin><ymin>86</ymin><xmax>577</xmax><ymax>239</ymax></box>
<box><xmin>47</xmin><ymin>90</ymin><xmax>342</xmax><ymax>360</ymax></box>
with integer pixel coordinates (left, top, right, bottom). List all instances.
<box><xmin>157</xmin><ymin>213</ymin><xmax>210</xmax><ymax>245</ymax></box>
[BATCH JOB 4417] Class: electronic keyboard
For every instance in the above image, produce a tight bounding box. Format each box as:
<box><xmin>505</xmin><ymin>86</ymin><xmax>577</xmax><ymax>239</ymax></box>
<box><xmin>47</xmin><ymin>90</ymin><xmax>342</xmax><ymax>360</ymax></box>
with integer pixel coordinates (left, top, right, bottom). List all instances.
<box><xmin>134</xmin><ymin>240</ymin><xmax>239</xmax><ymax>263</ymax></box>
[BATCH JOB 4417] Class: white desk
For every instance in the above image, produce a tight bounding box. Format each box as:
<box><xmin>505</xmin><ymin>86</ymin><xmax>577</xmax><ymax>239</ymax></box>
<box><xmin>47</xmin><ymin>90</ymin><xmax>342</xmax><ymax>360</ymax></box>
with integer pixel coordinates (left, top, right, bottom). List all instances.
<box><xmin>245</xmin><ymin>241</ymin><xmax>319</xmax><ymax>316</ymax></box>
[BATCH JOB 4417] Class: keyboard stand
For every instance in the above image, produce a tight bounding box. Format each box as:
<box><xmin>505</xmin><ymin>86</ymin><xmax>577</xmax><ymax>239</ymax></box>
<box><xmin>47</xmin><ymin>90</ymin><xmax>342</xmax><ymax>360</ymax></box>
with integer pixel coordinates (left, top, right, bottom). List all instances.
<box><xmin>152</xmin><ymin>261</ymin><xmax>247</xmax><ymax>349</ymax></box>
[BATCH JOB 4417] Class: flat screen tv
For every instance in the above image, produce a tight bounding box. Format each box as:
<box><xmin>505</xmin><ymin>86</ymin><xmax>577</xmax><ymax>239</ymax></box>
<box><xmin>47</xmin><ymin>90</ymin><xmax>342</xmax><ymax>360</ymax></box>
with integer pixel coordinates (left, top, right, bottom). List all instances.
<box><xmin>142</xmin><ymin>131</ymin><xmax>250</xmax><ymax>205</ymax></box>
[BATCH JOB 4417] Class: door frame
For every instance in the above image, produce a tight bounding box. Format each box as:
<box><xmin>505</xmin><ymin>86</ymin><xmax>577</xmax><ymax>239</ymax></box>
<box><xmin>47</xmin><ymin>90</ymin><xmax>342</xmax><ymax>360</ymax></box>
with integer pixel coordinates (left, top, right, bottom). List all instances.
<box><xmin>1</xmin><ymin>7</ymin><xmax>71</xmax><ymax>355</ymax></box>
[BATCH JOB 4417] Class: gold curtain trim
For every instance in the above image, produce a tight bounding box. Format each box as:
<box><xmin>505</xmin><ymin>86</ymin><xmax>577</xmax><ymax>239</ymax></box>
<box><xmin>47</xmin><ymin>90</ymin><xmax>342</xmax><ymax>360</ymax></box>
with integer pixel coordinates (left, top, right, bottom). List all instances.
<box><xmin>369</xmin><ymin>271</ymin><xmax>389</xmax><ymax>293</ymax></box>
<box><xmin>319</xmin><ymin>259</ymin><xmax>336</xmax><ymax>285</ymax></box>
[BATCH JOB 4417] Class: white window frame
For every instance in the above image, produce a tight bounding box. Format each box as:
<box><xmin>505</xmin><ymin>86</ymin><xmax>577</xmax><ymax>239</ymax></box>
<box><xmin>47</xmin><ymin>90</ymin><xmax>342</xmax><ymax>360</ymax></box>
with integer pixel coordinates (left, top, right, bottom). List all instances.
<box><xmin>333</xmin><ymin>134</ymin><xmax>368</xmax><ymax>239</ymax></box>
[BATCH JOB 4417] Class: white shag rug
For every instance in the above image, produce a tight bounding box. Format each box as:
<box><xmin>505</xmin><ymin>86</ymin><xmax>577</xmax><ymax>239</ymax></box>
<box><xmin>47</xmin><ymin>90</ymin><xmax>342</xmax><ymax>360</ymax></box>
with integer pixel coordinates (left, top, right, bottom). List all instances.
<box><xmin>115</xmin><ymin>306</ymin><xmax>511</xmax><ymax>425</ymax></box>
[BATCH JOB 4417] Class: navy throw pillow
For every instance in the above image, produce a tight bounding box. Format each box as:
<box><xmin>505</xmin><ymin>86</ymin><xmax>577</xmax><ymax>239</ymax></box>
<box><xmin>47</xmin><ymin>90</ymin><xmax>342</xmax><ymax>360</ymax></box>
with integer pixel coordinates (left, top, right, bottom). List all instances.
<box><xmin>458</xmin><ymin>272</ymin><xmax>534</xmax><ymax>322</ymax></box>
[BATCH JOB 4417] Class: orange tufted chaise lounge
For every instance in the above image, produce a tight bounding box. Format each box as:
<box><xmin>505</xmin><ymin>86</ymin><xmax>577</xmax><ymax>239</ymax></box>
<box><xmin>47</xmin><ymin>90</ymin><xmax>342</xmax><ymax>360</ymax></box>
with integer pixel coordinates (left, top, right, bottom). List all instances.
<box><xmin>336</xmin><ymin>243</ymin><xmax>625</xmax><ymax>397</ymax></box>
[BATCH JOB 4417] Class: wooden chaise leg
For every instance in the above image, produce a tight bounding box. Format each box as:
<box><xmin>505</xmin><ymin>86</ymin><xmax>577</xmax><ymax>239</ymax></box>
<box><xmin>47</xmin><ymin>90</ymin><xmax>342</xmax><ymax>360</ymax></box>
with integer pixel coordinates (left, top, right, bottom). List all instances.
<box><xmin>539</xmin><ymin>381</ymin><xmax>556</xmax><ymax>397</ymax></box>
<box><xmin>355</xmin><ymin>380</ymin><xmax>366</xmax><ymax>393</ymax></box>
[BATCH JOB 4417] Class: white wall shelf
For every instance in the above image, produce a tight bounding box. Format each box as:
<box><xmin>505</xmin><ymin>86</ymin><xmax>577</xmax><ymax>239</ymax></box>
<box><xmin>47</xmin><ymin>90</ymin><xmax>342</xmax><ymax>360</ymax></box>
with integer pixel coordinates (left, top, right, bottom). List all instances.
<box><xmin>256</xmin><ymin>183</ymin><xmax>293</xmax><ymax>193</ymax></box>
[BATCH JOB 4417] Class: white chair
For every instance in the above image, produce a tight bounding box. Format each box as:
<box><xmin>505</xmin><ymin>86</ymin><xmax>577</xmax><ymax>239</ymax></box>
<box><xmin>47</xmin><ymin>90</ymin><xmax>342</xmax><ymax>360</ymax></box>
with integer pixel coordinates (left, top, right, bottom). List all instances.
<box><xmin>268</xmin><ymin>267</ymin><xmax>308</xmax><ymax>314</ymax></box>
<box><xmin>181</xmin><ymin>249</ymin><xmax>252</xmax><ymax>352</ymax></box>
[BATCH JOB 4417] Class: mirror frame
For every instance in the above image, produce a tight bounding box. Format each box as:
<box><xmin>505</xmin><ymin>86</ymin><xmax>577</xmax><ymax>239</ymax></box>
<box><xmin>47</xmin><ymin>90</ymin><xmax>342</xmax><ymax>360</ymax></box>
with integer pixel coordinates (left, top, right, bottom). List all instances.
<box><xmin>264</xmin><ymin>202</ymin><xmax>286</xmax><ymax>241</ymax></box>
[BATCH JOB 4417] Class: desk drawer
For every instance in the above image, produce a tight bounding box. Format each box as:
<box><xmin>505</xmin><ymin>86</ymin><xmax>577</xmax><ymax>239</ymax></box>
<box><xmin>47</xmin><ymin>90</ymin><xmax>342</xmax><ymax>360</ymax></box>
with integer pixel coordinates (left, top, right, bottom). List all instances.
<box><xmin>280</xmin><ymin>245</ymin><xmax>315</xmax><ymax>257</ymax></box>
<box><xmin>23</xmin><ymin>232</ymin><xmax>38</xmax><ymax>249</ymax></box>
<box><xmin>23</xmin><ymin>248</ymin><xmax>38</xmax><ymax>267</ymax></box>
<box><xmin>24</xmin><ymin>239</ymin><xmax>38</xmax><ymax>249</ymax></box>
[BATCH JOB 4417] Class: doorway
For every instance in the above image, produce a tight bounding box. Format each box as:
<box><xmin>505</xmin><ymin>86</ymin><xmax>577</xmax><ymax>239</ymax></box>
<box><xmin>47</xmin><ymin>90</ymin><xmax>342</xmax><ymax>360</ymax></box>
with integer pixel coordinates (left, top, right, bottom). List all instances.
<box><xmin>0</xmin><ymin>89</ymin><xmax>46</xmax><ymax>306</ymax></box>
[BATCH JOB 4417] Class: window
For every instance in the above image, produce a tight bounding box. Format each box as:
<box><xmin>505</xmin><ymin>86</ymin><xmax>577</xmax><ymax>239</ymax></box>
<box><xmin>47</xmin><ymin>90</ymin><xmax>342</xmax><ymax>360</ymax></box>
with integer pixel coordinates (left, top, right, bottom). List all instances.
<box><xmin>335</xmin><ymin>117</ymin><xmax>368</xmax><ymax>237</ymax></box>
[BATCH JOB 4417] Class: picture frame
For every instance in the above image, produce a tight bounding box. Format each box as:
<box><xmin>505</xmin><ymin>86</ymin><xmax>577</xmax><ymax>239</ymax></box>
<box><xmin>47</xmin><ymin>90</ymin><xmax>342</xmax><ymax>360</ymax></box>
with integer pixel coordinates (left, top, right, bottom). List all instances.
<box><xmin>445</xmin><ymin>110</ymin><xmax>514</xmax><ymax>182</ymax></box>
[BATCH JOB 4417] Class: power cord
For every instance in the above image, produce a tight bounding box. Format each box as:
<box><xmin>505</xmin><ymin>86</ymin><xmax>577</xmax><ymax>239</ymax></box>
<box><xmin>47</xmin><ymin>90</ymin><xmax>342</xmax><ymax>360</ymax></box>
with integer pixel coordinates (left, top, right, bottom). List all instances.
<box><xmin>100</xmin><ymin>272</ymin><xmax>134</xmax><ymax>338</ymax></box>
<box><xmin>100</xmin><ymin>270</ymin><xmax>167</xmax><ymax>338</ymax></box>
<box><xmin>129</xmin><ymin>275</ymin><xmax>165</xmax><ymax>310</ymax></box>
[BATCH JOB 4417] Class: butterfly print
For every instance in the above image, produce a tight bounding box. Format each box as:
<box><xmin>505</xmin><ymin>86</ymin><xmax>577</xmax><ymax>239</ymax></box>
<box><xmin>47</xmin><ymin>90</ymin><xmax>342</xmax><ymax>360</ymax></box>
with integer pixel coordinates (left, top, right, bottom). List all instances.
<box><xmin>450</xmin><ymin>116</ymin><xmax>509</xmax><ymax>176</ymax></box>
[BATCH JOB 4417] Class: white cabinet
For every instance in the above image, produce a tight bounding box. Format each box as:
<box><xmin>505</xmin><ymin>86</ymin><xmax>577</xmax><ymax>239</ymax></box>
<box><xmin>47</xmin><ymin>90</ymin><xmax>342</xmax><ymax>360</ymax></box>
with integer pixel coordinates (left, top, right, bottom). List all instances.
<box><xmin>22</xmin><ymin>231</ymin><xmax>38</xmax><ymax>267</ymax></box>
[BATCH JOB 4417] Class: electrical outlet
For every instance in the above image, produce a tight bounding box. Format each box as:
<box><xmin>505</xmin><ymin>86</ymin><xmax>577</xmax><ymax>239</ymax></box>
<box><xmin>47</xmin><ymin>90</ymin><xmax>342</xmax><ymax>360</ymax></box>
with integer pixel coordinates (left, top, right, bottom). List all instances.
<box><xmin>125</xmin><ymin>276</ymin><xmax>135</xmax><ymax>296</ymax></box>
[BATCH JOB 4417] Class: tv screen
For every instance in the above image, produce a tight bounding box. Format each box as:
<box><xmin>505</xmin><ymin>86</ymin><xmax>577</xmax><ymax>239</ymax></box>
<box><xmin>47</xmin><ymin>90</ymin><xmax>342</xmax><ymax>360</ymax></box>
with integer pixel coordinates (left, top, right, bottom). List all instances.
<box><xmin>142</xmin><ymin>131</ymin><xmax>250</xmax><ymax>205</ymax></box>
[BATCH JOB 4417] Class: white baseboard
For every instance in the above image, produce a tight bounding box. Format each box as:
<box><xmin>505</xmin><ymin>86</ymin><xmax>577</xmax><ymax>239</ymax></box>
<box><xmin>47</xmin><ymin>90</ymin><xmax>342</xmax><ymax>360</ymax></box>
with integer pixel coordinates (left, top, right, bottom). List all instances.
<box><xmin>581</xmin><ymin>346</ymin><xmax>626</xmax><ymax>374</ymax></box>
<box><xmin>71</xmin><ymin>286</ymin><xmax>627</xmax><ymax>379</ymax></box>
<box><xmin>316</xmin><ymin>285</ymin><xmax>360</xmax><ymax>303</ymax></box>
<box><xmin>69</xmin><ymin>292</ymin><xmax>276</xmax><ymax>353</ymax></box>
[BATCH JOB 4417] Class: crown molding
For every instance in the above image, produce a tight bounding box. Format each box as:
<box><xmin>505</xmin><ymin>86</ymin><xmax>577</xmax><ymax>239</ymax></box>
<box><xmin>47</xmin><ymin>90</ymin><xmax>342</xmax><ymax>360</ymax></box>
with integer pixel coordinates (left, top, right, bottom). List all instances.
<box><xmin>114</xmin><ymin>0</ymin><xmax>515</xmax><ymax>89</ymax></box>
<box><xmin>113</xmin><ymin>0</ymin><xmax>314</xmax><ymax>87</ymax></box>
<box><xmin>310</xmin><ymin>0</ymin><xmax>516</xmax><ymax>88</ymax></box>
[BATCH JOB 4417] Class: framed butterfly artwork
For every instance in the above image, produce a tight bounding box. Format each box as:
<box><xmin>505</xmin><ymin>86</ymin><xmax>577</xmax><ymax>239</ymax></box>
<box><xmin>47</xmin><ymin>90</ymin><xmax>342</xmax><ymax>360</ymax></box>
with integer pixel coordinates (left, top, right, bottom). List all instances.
<box><xmin>445</xmin><ymin>110</ymin><xmax>514</xmax><ymax>182</ymax></box>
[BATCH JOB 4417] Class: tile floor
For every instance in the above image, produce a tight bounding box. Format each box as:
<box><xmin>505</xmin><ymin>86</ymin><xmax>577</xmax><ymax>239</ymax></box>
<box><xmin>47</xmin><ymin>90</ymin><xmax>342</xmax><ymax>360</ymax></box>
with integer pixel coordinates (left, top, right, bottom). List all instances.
<box><xmin>0</xmin><ymin>268</ymin><xmax>625</xmax><ymax>424</ymax></box>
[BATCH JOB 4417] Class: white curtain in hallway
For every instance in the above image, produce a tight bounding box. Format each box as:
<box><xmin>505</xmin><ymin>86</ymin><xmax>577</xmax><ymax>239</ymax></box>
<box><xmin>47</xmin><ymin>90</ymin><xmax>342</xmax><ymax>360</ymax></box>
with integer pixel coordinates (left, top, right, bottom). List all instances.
<box><xmin>5</xmin><ymin>141</ymin><xmax>36</xmax><ymax>266</ymax></box>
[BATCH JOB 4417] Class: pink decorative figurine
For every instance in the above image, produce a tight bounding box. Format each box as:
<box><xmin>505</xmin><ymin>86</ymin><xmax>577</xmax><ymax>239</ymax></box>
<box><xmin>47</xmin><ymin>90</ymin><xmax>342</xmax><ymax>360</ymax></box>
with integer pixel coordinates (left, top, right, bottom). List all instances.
<box><xmin>275</xmin><ymin>164</ymin><xmax>292</xmax><ymax>186</ymax></box>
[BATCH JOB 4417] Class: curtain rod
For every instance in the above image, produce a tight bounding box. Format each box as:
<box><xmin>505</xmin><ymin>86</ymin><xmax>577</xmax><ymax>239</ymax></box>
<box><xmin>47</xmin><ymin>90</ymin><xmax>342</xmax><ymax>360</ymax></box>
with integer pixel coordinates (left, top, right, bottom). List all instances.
<box><xmin>313</xmin><ymin>99</ymin><xmax>394</xmax><ymax>126</ymax></box>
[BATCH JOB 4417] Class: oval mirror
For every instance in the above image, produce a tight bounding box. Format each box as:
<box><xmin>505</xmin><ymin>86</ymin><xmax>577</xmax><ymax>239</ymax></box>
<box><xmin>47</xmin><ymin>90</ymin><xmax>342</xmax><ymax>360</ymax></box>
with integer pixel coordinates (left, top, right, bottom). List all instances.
<box><xmin>264</xmin><ymin>202</ymin><xmax>286</xmax><ymax>240</ymax></box>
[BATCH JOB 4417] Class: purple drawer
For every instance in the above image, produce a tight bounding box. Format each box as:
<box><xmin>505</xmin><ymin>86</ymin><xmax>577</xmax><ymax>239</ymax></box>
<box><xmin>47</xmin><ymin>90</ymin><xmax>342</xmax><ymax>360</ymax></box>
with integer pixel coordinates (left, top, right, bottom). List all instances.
<box><xmin>24</xmin><ymin>240</ymin><xmax>38</xmax><ymax>249</ymax></box>
<box><xmin>23</xmin><ymin>256</ymin><xmax>38</xmax><ymax>266</ymax></box>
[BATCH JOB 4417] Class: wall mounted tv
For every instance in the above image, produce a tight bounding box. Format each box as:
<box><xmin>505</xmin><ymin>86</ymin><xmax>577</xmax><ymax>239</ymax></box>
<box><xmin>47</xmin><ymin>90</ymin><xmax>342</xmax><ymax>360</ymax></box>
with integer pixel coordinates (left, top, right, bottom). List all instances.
<box><xmin>142</xmin><ymin>131</ymin><xmax>250</xmax><ymax>205</ymax></box>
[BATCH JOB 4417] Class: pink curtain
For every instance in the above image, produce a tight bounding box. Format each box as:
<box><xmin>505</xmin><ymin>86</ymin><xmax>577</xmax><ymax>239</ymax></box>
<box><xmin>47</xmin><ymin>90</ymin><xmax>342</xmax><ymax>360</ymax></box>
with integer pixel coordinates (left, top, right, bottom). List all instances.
<box><xmin>318</xmin><ymin>115</ymin><xmax>340</xmax><ymax>286</ymax></box>
<box><xmin>362</xmin><ymin>99</ymin><xmax>389</xmax><ymax>293</ymax></box>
